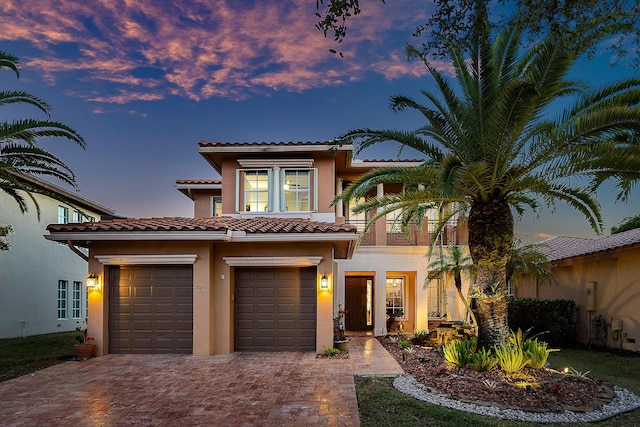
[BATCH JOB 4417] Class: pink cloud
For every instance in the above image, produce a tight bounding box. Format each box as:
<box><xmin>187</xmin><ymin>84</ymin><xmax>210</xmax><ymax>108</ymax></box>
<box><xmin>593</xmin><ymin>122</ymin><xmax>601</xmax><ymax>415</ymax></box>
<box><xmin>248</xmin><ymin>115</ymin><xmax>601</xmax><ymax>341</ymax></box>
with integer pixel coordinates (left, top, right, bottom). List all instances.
<box><xmin>0</xmin><ymin>0</ymin><xmax>432</xmax><ymax>104</ymax></box>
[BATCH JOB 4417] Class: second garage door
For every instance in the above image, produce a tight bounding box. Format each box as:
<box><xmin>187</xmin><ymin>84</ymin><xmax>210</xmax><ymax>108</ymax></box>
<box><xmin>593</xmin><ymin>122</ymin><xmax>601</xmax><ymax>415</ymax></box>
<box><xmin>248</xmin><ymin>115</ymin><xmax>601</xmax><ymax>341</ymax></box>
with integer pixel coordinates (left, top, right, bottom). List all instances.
<box><xmin>235</xmin><ymin>267</ymin><xmax>316</xmax><ymax>351</ymax></box>
<box><xmin>109</xmin><ymin>265</ymin><xmax>193</xmax><ymax>354</ymax></box>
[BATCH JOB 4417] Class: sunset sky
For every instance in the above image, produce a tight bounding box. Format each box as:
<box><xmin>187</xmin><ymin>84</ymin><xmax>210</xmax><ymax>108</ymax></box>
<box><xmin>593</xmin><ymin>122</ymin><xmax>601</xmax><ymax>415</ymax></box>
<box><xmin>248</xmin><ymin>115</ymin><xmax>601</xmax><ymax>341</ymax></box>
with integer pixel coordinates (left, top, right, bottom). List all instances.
<box><xmin>1</xmin><ymin>0</ymin><xmax>637</xmax><ymax>241</ymax></box>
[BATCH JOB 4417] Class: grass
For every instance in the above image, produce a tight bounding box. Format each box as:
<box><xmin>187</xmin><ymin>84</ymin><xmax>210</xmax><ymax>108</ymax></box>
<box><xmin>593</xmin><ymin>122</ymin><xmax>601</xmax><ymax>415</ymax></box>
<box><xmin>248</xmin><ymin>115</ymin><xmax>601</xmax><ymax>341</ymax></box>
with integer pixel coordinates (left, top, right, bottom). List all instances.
<box><xmin>0</xmin><ymin>331</ymin><xmax>78</xmax><ymax>383</ymax></box>
<box><xmin>356</xmin><ymin>346</ymin><xmax>640</xmax><ymax>427</ymax></box>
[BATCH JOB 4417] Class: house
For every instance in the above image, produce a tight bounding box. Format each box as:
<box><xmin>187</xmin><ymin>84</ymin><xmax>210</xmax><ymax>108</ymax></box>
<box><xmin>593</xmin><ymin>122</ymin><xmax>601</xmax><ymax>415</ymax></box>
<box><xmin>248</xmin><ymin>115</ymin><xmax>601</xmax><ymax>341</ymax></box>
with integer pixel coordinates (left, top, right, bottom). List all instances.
<box><xmin>517</xmin><ymin>228</ymin><xmax>640</xmax><ymax>352</ymax></box>
<box><xmin>0</xmin><ymin>173</ymin><xmax>114</xmax><ymax>339</ymax></box>
<box><xmin>45</xmin><ymin>141</ymin><xmax>468</xmax><ymax>355</ymax></box>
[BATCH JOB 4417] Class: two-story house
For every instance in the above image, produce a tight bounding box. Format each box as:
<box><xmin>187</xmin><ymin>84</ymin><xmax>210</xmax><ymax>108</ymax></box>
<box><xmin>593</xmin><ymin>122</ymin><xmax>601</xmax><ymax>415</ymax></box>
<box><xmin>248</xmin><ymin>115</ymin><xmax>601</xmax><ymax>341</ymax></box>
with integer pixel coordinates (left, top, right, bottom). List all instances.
<box><xmin>46</xmin><ymin>141</ymin><xmax>468</xmax><ymax>356</ymax></box>
<box><xmin>0</xmin><ymin>173</ymin><xmax>114</xmax><ymax>338</ymax></box>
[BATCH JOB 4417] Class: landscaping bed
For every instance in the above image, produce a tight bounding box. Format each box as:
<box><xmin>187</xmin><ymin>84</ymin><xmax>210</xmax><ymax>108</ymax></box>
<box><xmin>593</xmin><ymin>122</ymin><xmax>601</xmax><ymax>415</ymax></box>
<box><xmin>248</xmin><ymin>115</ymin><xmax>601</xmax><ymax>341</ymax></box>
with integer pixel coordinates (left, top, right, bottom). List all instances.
<box><xmin>378</xmin><ymin>336</ymin><xmax>614</xmax><ymax>413</ymax></box>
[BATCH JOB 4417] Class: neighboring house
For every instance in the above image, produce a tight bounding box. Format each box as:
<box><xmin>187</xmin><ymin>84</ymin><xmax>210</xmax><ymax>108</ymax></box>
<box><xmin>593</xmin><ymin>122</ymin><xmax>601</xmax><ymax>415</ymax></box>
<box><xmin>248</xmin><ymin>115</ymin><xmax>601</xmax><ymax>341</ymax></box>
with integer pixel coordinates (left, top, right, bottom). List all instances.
<box><xmin>46</xmin><ymin>141</ymin><xmax>468</xmax><ymax>356</ymax></box>
<box><xmin>0</xmin><ymin>173</ymin><xmax>114</xmax><ymax>339</ymax></box>
<box><xmin>517</xmin><ymin>228</ymin><xmax>640</xmax><ymax>352</ymax></box>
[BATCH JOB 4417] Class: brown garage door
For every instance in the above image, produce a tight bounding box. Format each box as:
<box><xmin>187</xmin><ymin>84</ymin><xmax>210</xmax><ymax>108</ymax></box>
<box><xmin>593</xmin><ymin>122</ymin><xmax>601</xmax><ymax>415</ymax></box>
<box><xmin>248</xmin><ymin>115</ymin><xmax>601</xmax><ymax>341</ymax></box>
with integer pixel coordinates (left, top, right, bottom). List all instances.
<box><xmin>109</xmin><ymin>265</ymin><xmax>193</xmax><ymax>354</ymax></box>
<box><xmin>235</xmin><ymin>267</ymin><xmax>316</xmax><ymax>351</ymax></box>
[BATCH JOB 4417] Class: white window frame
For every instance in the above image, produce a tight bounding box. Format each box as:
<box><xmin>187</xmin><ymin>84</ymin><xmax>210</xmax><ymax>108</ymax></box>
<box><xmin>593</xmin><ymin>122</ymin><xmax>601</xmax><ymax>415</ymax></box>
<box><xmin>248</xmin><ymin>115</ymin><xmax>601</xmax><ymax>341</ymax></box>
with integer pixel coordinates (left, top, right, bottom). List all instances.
<box><xmin>427</xmin><ymin>274</ymin><xmax>444</xmax><ymax>318</ymax></box>
<box><xmin>386</xmin><ymin>276</ymin><xmax>406</xmax><ymax>319</ymax></box>
<box><xmin>211</xmin><ymin>196</ymin><xmax>222</xmax><ymax>217</ymax></box>
<box><xmin>280</xmin><ymin>168</ymin><xmax>317</xmax><ymax>212</ymax></box>
<box><xmin>57</xmin><ymin>280</ymin><xmax>68</xmax><ymax>320</ymax></box>
<box><xmin>72</xmin><ymin>281</ymin><xmax>82</xmax><ymax>319</ymax></box>
<box><xmin>237</xmin><ymin>168</ymin><xmax>271</xmax><ymax>212</ymax></box>
<box><xmin>57</xmin><ymin>206</ymin><xmax>69</xmax><ymax>224</ymax></box>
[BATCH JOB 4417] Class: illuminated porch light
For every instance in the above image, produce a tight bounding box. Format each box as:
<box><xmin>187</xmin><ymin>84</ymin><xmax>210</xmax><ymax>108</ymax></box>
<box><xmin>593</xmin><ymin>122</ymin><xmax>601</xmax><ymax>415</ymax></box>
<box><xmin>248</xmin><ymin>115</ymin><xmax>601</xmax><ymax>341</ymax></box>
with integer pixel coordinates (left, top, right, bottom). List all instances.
<box><xmin>86</xmin><ymin>271</ymin><xmax>99</xmax><ymax>289</ymax></box>
<box><xmin>320</xmin><ymin>274</ymin><xmax>330</xmax><ymax>290</ymax></box>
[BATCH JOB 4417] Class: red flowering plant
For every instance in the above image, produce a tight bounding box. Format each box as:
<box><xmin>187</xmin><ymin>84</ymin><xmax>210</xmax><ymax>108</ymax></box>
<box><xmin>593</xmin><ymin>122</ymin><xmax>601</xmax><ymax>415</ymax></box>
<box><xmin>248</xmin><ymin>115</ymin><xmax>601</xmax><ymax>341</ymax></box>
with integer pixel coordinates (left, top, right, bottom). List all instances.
<box><xmin>333</xmin><ymin>304</ymin><xmax>348</xmax><ymax>342</ymax></box>
<box><xmin>75</xmin><ymin>320</ymin><xmax>95</xmax><ymax>345</ymax></box>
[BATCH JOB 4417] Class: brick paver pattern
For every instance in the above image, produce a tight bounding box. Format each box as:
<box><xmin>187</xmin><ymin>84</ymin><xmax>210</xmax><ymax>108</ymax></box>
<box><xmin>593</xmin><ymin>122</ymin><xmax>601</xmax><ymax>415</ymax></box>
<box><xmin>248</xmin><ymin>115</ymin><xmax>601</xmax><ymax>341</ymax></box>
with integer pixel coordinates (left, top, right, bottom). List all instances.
<box><xmin>0</xmin><ymin>336</ymin><xmax>403</xmax><ymax>426</ymax></box>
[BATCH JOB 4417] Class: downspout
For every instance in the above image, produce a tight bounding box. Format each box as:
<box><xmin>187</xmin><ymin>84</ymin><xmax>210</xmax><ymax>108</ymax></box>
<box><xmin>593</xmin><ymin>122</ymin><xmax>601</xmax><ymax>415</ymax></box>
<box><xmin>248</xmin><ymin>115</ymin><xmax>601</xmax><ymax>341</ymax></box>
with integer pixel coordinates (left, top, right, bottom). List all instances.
<box><xmin>67</xmin><ymin>240</ymin><xmax>89</xmax><ymax>262</ymax></box>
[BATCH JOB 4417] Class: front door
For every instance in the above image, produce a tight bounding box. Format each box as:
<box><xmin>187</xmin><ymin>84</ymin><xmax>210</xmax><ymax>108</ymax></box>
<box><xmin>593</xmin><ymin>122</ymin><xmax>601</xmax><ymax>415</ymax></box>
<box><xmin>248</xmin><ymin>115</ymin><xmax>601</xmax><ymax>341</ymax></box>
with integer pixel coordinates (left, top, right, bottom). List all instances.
<box><xmin>345</xmin><ymin>276</ymin><xmax>373</xmax><ymax>331</ymax></box>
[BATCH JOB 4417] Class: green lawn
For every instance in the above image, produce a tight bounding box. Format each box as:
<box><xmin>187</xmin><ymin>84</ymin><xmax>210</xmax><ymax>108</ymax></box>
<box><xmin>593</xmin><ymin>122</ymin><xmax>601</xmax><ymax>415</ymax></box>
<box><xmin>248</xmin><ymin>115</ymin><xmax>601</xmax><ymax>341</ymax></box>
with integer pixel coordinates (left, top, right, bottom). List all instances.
<box><xmin>356</xmin><ymin>347</ymin><xmax>640</xmax><ymax>427</ymax></box>
<box><xmin>0</xmin><ymin>331</ymin><xmax>77</xmax><ymax>383</ymax></box>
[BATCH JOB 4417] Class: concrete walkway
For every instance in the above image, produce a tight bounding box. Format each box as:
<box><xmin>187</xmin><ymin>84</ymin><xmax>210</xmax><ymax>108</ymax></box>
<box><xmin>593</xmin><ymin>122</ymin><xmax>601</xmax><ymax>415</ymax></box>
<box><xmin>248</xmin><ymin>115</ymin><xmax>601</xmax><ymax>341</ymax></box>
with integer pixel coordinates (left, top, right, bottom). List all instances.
<box><xmin>0</xmin><ymin>336</ymin><xmax>402</xmax><ymax>426</ymax></box>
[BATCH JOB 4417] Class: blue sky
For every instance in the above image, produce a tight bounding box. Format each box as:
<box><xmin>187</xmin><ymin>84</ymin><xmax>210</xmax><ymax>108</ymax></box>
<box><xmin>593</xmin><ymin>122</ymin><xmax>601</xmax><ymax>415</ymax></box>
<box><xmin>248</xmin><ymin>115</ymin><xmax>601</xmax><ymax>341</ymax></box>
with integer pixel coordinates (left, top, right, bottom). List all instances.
<box><xmin>1</xmin><ymin>0</ymin><xmax>638</xmax><ymax>242</ymax></box>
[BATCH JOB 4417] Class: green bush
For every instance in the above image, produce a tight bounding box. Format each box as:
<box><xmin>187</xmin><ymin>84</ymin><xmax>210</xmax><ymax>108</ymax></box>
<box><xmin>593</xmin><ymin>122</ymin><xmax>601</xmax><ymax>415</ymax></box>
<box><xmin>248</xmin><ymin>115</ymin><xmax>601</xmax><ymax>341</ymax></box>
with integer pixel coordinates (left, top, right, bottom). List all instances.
<box><xmin>399</xmin><ymin>340</ymin><xmax>412</xmax><ymax>349</ymax></box>
<box><xmin>442</xmin><ymin>338</ymin><xmax>476</xmax><ymax>367</ymax></box>
<box><xmin>411</xmin><ymin>329</ymin><xmax>430</xmax><ymax>346</ymax></box>
<box><xmin>494</xmin><ymin>344</ymin><xmax>529</xmax><ymax>373</ymax></box>
<box><xmin>467</xmin><ymin>347</ymin><xmax>498</xmax><ymax>372</ymax></box>
<box><xmin>508</xmin><ymin>298</ymin><xmax>578</xmax><ymax>346</ymax></box>
<box><xmin>324</xmin><ymin>347</ymin><xmax>341</xmax><ymax>357</ymax></box>
<box><xmin>523</xmin><ymin>339</ymin><xmax>559</xmax><ymax>369</ymax></box>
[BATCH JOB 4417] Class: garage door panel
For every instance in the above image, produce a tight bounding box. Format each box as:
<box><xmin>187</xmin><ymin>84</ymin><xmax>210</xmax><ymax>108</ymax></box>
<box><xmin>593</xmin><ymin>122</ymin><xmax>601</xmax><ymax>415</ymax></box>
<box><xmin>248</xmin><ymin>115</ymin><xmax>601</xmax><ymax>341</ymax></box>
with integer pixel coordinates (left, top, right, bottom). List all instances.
<box><xmin>235</xmin><ymin>266</ymin><xmax>316</xmax><ymax>352</ymax></box>
<box><xmin>110</xmin><ymin>265</ymin><xmax>193</xmax><ymax>354</ymax></box>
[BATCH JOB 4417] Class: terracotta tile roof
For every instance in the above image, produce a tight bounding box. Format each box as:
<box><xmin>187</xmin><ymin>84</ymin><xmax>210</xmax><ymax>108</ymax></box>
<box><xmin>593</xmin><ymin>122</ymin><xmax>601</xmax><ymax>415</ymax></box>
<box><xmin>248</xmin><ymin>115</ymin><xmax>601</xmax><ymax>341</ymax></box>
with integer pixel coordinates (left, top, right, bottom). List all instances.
<box><xmin>175</xmin><ymin>179</ymin><xmax>222</xmax><ymax>185</ymax></box>
<box><xmin>47</xmin><ymin>216</ymin><xmax>357</xmax><ymax>234</ymax></box>
<box><xmin>199</xmin><ymin>141</ymin><xmax>334</xmax><ymax>147</ymax></box>
<box><xmin>540</xmin><ymin>228</ymin><xmax>640</xmax><ymax>261</ymax></box>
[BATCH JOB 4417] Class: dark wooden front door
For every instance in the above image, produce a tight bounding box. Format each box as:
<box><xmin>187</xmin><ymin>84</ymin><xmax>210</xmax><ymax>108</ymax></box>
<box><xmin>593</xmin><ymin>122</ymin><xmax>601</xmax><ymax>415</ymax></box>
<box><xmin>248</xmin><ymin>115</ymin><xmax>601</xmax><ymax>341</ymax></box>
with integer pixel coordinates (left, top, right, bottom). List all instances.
<box><xmin>345</xmin><ymin>276</ymin><xmax>373</xmax><ymax>331</ymax></box>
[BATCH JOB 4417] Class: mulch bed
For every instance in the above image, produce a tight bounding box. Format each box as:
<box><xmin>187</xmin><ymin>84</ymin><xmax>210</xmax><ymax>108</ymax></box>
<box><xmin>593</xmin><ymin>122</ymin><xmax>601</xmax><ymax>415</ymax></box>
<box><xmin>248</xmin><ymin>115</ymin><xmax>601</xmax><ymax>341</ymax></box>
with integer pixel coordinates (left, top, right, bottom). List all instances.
<box><xmin>378</xmin><ymin>336</ymin><xmax>615</xmax><ymax>413</ymax></box>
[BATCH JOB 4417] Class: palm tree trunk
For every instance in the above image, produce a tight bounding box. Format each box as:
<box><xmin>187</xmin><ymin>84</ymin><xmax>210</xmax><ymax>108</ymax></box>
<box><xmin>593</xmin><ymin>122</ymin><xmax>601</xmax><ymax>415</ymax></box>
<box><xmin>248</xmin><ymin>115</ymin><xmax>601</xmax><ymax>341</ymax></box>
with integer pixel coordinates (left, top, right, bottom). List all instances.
<box><xmin>468</xmin><ymin>198</ymin><xmax>514</xmax><ymax>347</ymax></box>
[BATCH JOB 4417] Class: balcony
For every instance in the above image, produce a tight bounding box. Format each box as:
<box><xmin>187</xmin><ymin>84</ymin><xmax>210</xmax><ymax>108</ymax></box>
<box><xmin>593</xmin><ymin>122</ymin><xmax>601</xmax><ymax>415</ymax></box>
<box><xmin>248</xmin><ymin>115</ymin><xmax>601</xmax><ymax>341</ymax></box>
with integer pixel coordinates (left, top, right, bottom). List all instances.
<box><xmin>345</xmin><ymin>219</ymin><xmax>467</xmax><ymax>246</ymax></box>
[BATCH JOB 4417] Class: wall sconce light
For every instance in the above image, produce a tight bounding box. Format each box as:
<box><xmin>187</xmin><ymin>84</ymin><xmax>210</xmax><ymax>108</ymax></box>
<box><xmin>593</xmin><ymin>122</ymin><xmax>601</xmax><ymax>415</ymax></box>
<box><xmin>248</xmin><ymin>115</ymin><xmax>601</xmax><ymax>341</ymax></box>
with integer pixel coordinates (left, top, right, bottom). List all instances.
<box><xmin>320</xmin><ymin>274</ymin><xmax>329</xmax><ymax>290</ymax></box>
<box><xmin>86</xmin><ymin>271</ymin><xmax>99</xmax><ymax>289</ymax></box>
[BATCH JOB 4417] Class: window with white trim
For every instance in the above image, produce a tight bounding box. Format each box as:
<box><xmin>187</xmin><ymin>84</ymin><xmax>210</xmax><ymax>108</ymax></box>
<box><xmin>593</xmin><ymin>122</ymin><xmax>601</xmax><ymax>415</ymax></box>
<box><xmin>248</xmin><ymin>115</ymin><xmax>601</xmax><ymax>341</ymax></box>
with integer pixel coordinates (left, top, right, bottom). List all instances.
<box><xmin>282</xmin><ymin>169</ymin><xmax>310</xmax><ymax>211</ymax></box>
<box><xmin>72</xmin><ymin>210</ymin><xmax>94</xmax><ymax>223</ymax></box>
<box><xmin>241</xmin><ymin>169</ymin><xmax>270</xmax><ymax>212</ymax></box>
<box><xmin>72</xmin><ymin>281</ymin><xmax>82</xmax><ymax>319</ymax></box>
<box><xmin>57</xmin><ymin>280</ymin><xmax>68</xmax><ymax>320</ymax></box>
<box><xmin>427</xmin><ymin>272</ymin><xmax>444</xmax><ymax>318</ymax></box>
<box><xmin>211</xmin><ymin>197</ymin><xmax>222</xmax><ymax>216</ymax></box>
<box><xmin>236</xmin><ymin>167</ymin><xmax>317</xmax><ymax>213</ymax></box>
<box><xmin>57</xmin><ymin>206</ymin><xmax>69</xmax><ymax>224</ymax></box>
<box><xmin>386</xmin><ymin>277</ymin><xmax>405</xmax><ymax>317</ymax></box>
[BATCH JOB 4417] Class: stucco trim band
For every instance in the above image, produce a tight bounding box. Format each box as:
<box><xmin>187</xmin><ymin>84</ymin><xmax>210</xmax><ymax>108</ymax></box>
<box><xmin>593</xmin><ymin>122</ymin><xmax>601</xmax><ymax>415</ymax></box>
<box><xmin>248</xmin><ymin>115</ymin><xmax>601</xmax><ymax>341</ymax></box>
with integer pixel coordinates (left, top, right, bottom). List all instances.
<box><xmin>223</xmin><ymin>256</ymin><xmax>323</xmax><ymax>267</ymax></box>
<box><xmin>96</xmin><ymin>254</ymin><xmax>199</xmax><ymax>265</ymax></box>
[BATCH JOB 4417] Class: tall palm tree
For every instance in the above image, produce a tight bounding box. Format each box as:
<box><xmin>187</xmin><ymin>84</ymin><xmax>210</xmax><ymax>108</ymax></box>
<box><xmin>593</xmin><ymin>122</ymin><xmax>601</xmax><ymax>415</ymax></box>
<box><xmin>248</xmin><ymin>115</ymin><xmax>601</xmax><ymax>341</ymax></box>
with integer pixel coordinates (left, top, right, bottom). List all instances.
<box><xmin>0</xmin><ymin>51</ymin><xmax>85</xmax><ymax>218</ymax></box>
<box><xmin>333</xmin><ymin>8</ymin><xmax>640</xmax><ymax>347</ymax></box>
<box><xmin>426</xmin><ymin>245</ymin><xmax>477</xmax><ymax>329</ymax></box>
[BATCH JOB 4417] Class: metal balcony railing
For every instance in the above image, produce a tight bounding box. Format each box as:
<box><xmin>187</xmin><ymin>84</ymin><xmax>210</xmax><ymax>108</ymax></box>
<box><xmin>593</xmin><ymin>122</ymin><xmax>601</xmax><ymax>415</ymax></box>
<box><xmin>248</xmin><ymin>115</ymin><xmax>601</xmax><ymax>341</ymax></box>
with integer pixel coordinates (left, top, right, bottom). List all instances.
<box><xmin>345</xmin><ymin>219</ymin><xmax>465</xmax><ymax>246</ymax></box>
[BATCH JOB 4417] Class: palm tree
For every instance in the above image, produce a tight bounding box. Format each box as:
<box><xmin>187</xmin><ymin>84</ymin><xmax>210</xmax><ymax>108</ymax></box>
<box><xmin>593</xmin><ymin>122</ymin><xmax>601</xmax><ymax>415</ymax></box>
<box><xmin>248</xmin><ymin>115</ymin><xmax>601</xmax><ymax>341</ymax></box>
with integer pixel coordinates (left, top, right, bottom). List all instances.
<box><xmin>506</xmin><ymin>241</ymin><xmax>552</xmax><ymax>289</ymax></box>
<box><xmin>0</xmin><ymin>51</ymin><xmax>85</xmax><ymax>218</ymax></box>
<box><xmin>426</xmin><ymin>245</ymin><xmax>477</xmax><ymax>329</ymax></box>
<box><xmin>333</xmin><ymin>8</ymin><xmax>640</xmax><ymax>347</ymax></box>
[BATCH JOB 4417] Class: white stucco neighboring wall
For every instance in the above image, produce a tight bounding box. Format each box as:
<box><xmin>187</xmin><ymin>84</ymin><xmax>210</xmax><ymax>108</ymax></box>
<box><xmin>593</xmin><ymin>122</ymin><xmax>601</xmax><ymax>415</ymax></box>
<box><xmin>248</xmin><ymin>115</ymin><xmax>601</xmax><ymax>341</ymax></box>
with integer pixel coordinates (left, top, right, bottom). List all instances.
<box><xmin>0</xmin><ymin>190</ymin><xmax>110</xmax><ymax>339</ymax></box>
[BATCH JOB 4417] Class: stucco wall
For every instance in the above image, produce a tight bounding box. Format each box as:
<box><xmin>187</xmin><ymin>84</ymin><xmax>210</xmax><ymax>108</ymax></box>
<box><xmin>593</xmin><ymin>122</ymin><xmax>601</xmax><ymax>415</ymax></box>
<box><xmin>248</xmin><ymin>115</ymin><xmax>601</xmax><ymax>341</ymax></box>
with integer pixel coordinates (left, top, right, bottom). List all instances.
<box><xmin>336</xmin><ymin>245</ymin><xmax>471</xmax><ymax>336</ymax></box>
<box><xmin>518</xmin><ymin>247</ymin><xmax>640</xmax><ymax>352</ymax></box>
<box><xmin>0</xmin><ymin>193</ymin><xmax>100</xmax><ymax>338</ymax></box>
<box><xmin>87</xmin><ymin>240</ymin><xmax>335</xmax><ymax>355</ymax></box>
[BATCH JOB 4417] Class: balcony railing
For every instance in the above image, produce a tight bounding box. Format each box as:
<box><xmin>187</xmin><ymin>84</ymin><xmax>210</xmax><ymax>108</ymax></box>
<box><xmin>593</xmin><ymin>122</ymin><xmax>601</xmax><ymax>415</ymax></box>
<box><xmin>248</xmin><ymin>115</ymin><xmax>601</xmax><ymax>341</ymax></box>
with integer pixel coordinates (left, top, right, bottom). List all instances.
<box><xmin>345</xmin><ymin>219</ymin><xmax>465</xmax><ymax>246</ymax></box>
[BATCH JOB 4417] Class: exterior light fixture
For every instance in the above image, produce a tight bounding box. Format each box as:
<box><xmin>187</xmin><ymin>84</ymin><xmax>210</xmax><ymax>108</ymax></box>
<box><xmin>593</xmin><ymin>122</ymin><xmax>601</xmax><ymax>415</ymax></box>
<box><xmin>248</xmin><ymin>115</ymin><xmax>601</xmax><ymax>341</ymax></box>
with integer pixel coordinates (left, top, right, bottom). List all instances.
<box><xmin>86</xmin><ymin>271</ymin><xmax>99</xmax><ymax>289</ymax></box>
<box><xmin>320</xmin><ymin>274</ymin><xmax>329</xmax><ymax>290</ymax></box>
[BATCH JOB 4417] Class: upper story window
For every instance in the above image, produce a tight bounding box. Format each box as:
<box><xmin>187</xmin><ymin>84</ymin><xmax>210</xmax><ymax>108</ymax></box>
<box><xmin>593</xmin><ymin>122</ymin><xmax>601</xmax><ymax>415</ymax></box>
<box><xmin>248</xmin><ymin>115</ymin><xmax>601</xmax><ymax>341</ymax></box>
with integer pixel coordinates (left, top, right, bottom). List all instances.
<box><xmin>243</xmin><ymin>169</ymin><xmax>270</xmax><ymax>212</ymax></box>
<box><xmin>236</xmin><ymin>165</ymin><xmax>317</xmax><ymax>213</ymax></box>
<box><xmin>282</xmin><ymin>169</ymin><xmax>310</xmax><ymax>212</ymax></box>
<box><xmin>58</xmin><ymin>206</ymin><xmax>69</xmax><ymax>224</ymax></box>
<box><xmin>211</xmin><ymin>197</ymin><xmax>222</xmax><ymax>216</ymax></box>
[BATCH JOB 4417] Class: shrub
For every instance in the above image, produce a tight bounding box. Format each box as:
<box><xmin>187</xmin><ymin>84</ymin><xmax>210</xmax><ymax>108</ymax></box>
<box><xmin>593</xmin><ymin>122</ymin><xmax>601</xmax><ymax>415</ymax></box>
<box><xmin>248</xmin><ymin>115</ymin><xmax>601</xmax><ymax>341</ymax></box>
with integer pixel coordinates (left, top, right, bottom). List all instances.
<box><xmin>399</xmin><ymin>340</ymin><xmax>412</xmax><ymax>349</ymax></box>
<box><xmin>468</xmin><ymin>347</ymin><xmax>498</xmax><ymax>372</ymax></box>
<box><xmin>494</xmin><ymin>344</ymin><xmax>529</xmax><ymax>373</ymax></box>
<box><xmin>442</xmin><ymin>338</ymin><xmax>476</xmax><ymax>367</ymax></box>
<box><xmin>324</xmin><ymin>347</ymin><xmax>340</xmax><ymax>357</ymax></box>
<box><xmin>411</xmin><ymin>329</ymin><xmax>430</xmax><ymax>346</ymax></box>
<box><xmin>508</xmin><ymin>298</ymin><xmax>578</xmax><ymax>346</ymax></box>
<box><xmin>522</xmin><ymin>339</ymin><xmax>559</xmax><ymax>369</ymax></box>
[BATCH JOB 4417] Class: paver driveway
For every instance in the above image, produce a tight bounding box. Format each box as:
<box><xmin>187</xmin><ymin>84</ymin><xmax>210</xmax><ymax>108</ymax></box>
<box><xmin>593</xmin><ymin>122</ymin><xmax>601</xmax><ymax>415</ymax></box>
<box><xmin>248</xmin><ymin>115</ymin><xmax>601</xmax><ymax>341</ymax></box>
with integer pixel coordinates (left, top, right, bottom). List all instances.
<box><xmin>0</xmin><ymin>336</ymin><xmax>402</xmax><ymax>426</ymax></box>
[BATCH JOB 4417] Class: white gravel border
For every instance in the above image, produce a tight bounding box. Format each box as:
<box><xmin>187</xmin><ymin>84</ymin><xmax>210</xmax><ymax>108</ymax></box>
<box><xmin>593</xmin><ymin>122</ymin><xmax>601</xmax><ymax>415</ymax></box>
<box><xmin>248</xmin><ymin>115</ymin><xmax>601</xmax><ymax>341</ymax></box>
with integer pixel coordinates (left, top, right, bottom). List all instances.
<box><xmin>393</xmin><ymin>374</ymin><xmax>640</xmax><ymax>423</ymax></box>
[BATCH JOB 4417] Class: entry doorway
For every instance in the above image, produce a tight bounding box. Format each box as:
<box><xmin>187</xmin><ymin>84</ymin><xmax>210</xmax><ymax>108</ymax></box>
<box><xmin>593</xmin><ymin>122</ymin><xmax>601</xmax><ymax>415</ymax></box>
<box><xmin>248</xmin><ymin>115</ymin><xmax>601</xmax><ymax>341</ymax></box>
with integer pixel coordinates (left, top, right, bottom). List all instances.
<box><xmin>345</xmin><ymin>276</ymin><xmax>374</xmax><ymax>331</ymax></box>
